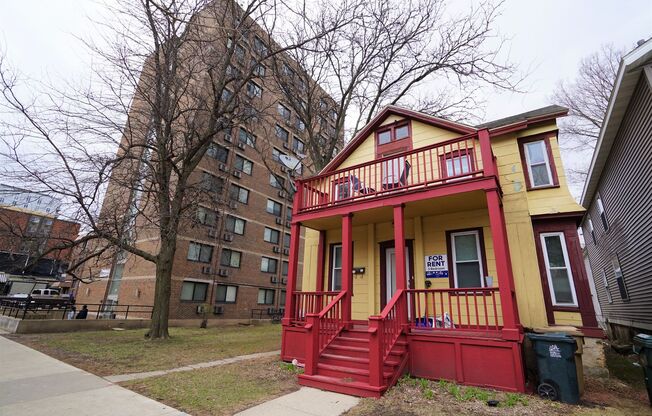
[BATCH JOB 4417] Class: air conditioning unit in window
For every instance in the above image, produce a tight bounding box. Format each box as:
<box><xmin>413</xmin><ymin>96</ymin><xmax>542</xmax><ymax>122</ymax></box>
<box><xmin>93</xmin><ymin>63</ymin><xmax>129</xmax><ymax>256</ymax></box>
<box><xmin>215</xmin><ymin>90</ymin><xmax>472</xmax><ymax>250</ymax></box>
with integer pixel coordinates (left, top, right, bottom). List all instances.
<box><xmin>201</xmin><ymin>266</ymin><xmax>212</xmax><ymax>275</ymax></box>
<box><xmin>232</xmin><ymin>170</ymin><xmax>242</xmax><ymax>178</ymax></box>
<box><xmin>213</xmin><ymin>305</ymin><xmax>224</xmax><ymax>315</ymax></box>
<box><xmin>237</xmin><ymin>142</ymin><xmax>246</xmax><ymax>150</ymax></box>
<box><xmin>275</xmin><ymin>217</ymin><xmax>283</xmax><ymax>225</ymax></box>
<box><xmin>272</xmin><ymin>246</ymin><xmax>281</xmax><ymax>253</ymax></box>
<box><xmin>285</xmin><ymin>221</ymin><xmax>291</xmax><ymax>228</ymax></box>
<box><xmin>281</xmin><ymin>278</ymin><xmax>287</xmax><ymax>285</ymax></box>
<box><xmin>229</xmin><ymin>201</ymin><xmax>238</xmax><ymax>209</ymax></box>
<box><xmin>270</xmin><ymin>276</ymin><xmax>278</xmax><ymax>283</ymax></box>
<box><xmin>278</xmin><ymin>190</ymin><xmax>287</xmax><ymax>198</ymax></box>
<box><xmin>218</xmin><ymin>268</ymin><xmax>229</xmax><ymax>277</ymax></box>
<box><xmin>283</xmin><ymin>248</ymin><xmax>289</xmax><ymax>255</ymax></box>
<box><xmin>208</xmin><ymin>228</ymin><xmax>218</xmax><ymax>238</ymax></box>
<box><xmin>218</xmin><ymin>163</ymin><xmax>228</xmax><ymax>172</ymax></box>
<box><xmin>222</xmin><ymin>233</ymin><xmax>234</xmax><ymax>242</ymax></box>
<box><xmin>196</xmin><ymin>305</ymin><xmax>206</xmax><ymax>314</ymax></box>
<box><xmin>224</xmin><ymin>134</ymin><xmax>232</xmax><ymax>143</ymax></box>
<box><xmin>267</xmin><ymin>307</ymin><xmax>276</xmax><ymax>315</ymax></box>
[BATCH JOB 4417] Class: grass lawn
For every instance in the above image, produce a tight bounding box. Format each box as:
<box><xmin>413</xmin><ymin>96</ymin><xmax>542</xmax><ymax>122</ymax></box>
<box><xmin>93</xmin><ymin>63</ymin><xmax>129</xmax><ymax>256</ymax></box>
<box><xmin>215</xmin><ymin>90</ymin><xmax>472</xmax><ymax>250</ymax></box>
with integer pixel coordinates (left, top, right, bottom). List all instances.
<box><xmin>5</xmin><ymin>324</ymin><xmax>281</xmax><ymax>376</ymax></box>
<box><xmin>122</xmin><ymin>356</ymin><xmax>300</xmax><ymax>416</ymax></box>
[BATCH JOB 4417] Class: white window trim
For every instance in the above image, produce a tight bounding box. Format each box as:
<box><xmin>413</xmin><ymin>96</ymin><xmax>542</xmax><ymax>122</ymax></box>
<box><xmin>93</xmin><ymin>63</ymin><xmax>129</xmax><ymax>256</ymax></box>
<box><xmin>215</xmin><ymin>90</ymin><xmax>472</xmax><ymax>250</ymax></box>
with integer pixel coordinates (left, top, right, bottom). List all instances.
<box><xmin>540</xmin><ymin>232</ymin><xmax>578</xmax><ymax>307</ymax></box>
<box><xmin>601</xmin><ymin>269</ymin><xmax>613</xmax><ymax>304</ymax></box>
<box><xmin>330</xmin><ymin>244</ymin><xmax>342</xmax><ymax>291</ymax></box>
<box><xmin>524</xmin><ymin>140</ymin><xmax>554</xmax><ymax>188</ymax></box>
<box><xmin>450</xmin><ymin>230</ymin><xmax>485</xmax><ymax>288</ymax></box>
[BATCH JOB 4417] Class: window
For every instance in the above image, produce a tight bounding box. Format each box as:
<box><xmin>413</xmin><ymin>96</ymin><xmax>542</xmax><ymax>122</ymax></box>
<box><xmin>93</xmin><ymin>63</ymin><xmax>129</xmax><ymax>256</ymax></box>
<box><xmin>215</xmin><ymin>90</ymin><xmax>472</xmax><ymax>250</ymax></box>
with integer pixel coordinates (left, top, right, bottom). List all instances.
<box><xmin>283</xmin><ymin>233</ymin><xmax>291</xmax><ymax>248</ymax></box>
<box><xmin>187</xmin><ymin>242</ymin><xmax>214</xmax><ymax>263</ymax></box>
<box><xmin>238</xmin><ymin>127</ymin><xmax>256</xmax><ymax>147</ymax></box>
<box><xmin>196</xmin><ymin>207</ymin><xmax>218</xmax><ymax>226</ymax></box>
<box><xmin>180</xmin><ymin>281</ymin><xmax>208</xmax><ymax>302</ymax></box>
<box><xmin>521</xmin><ymin>138</ymin><xmax>556</xmax><ymax>188</ymax></box>
<box><xmin>220</xmin><ymin>249</ymin><xmax>242</xmax><ymax>268</ymax></box>
<box><xmin>330</xmin><ymin>244</ymin><xmax>342</xmax><ymax>290</ymax></box>
<box><xmin>277</xmin><ymin>103</ymin><xmax>291</xmax><ymax>121</ymax></box>
<box><xmin>25</xmin><ymin>216</ymin><xmax>52</xmax><ymax>235</ymax></box>
<box><xmin>272</xmin><ymin>148</ymin><xmax>286</xmax><ymax>163</ymax></box>
<box><xmin>375</xmin><ymin>121</ymin><xmax>412</xmax><ymax>158</ymax></box>
<box><xmin>226</xmin><ymin>64</ymin><xmax>242</xmax><ymax>78</ymax></box>
<box><xmin>229</xmin><ymin>184</ymin><xmax>249</xmax><ymax>204</ymax></box>
<box><xmin>280</xmin><ymin>289</ymin><xmax>286</xmax><ymax>305</ymax></box>
<box><xmin>234</xmin><ymin>44</ymin><xmax>245</xmax><ymax>62</ymax></box>
<box><xmin>207</xmin><ymin>142</ymin><xmax>229</xmax><ymax>163</ymax></box>
<box><xmin>333</xmin><ymin>177</ymin><xmax>353</xmax><ymax>201</ymax></box>
<box><xmin>282</xmin><ymin>63</ymin><xmax>295</xmax><ymax>78</ymax></box>
<box><xmin>267</xmin><ymin>199</ymin><xmax>282</xmax><ymax>216</ymax></box>
<box><xmin>275</xmin><ymin>125</ymin><xmax>289</xmax><ymax>143</ymax></box>
<box><xmin>597</xmin><ymin>195</ymin><xmax>608</xmax><ymax>231</ymax></box>
<box><xmin>540</xmin><ymin>232</ymin><xmax>577</xmax><ymax>306</ymax></box>
<box><xmin>587</xmin><ymin>218</ymin><xmax>596</xmax><ymax>244</ymax></box>
<box><xmin>221</xmin><ymin>89</ymin><xmax>233</xmax><ymax>102</ymax></box>
<box><xmin>286</xmin><ymin>208</ymin><xmax>292</xmax><ymax>221</ymax></box>
<box><xmin>246</xmin><ymin>81</ymin><xmax>262</xmax><ymax>98</ymax></box>
<box><xmin>252</xmin><ymin>62</ymin><xmax>266</xmax><ymax>77</ymax></box>
<box><xmin>234</xmin><ymin>155</ymin><xmax>253</xmax><ymax>175</ymax></box>
<box><xmin>602</xmin><ymin>269</ymin><xmax>613</xmax><ymax>303</ymax></box>
<box><xmin>225</xmin><ymin>215</ymin><xmax>246</xmax><ymax>235</ymax></box>
<box><xmin>270</xmin><ymin>174</ymin><xmax>284</xmax><ymax>189</ymax></box>
<box><xmin>612</xmin><ymin>256</ymin><xmax>629</xmax><ymax>301</ymax></box>
<box><xmin>281</xmin><ymin>261</ymin><xmax>289</xmax><ymax>276</ymax></box>
<box><xmin>201</xmin><ymin>172</ymin><xmax>224</xmax><ymax>193</ymax></box>
<box><xmin>258</xmin><ymin>288</ymin><xmax>275</xmax><ymax>304</ymax></box>
<box><xmin>261</xmin><ymin>256</ymin><xmax>278</xmax><ymax>273</ymax></box>
<box><xmin>450</xmin><ymin>230</ymin><xmax>485</xmax><ymax>288</ymax></box>
<box><xmin>442</xmin><ymin>151</ymin><xmax>474</xmax><ymax>178</ymax></box>
<box><xmin>296</xmin><ymin>118</ymin><xmax>305</xmax><ymax>132</ymax></box>
<box><xmin>377</xmin><ymin>123</ymin><xmax>410</xmax><ymax>145</ymax></box>
<box><xmin>216</xmin><ymin>285</ymin><xmax>237</xmax><ymax>303</ymax></box>
<box><xmin>292</xmin><ymin>137</ymin><xmax>305</xmax><ymax>153</ymax></box>
<box><xmin>253</xmin><ymin>36</ymin><xmax>268</xmax><ymax>55</ymax></box>
<box><xmin>264</xmin><ymin>227</ymin><xmax>280</xmax><ymax>244</ymax></box>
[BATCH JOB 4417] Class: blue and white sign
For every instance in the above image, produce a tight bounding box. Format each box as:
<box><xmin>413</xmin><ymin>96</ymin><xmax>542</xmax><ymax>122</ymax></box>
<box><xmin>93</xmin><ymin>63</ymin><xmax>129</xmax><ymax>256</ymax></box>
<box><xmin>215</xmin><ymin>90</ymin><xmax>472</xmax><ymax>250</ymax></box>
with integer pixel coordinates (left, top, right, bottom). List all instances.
<box><xmin>425</xmin><ymin>254</ymin><xmax>448</xmax><ymax>278</ymax></box>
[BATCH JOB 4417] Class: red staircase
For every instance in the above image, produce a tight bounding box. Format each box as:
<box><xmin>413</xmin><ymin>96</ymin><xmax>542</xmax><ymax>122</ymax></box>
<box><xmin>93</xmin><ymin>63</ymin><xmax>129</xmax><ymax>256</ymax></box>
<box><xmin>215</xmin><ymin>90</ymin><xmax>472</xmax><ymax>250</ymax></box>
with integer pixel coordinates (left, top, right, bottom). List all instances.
<box><xmin>299</xmin><ymin>291</ymin><xmax>409</xmax><ymax>398</ymax></box>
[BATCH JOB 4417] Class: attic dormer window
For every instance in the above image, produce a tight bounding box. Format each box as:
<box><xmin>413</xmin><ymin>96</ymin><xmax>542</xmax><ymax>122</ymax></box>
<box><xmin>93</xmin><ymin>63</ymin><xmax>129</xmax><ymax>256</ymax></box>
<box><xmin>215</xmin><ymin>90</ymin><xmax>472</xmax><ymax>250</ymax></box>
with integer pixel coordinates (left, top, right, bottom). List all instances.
<box><xmin>375</xmin><ymin>120</ymin><xmax>412</xmax><ymax>158</ymax></box>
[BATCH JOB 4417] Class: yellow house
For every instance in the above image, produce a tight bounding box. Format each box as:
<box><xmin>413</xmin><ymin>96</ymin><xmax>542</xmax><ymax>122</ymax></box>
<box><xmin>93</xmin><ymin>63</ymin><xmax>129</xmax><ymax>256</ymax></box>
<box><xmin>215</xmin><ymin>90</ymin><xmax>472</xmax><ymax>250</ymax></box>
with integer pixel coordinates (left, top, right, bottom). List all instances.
<box><xmin>281</xmin><ymin>105</ymin><xmax>600</xmax><ymax>397</ymax></box>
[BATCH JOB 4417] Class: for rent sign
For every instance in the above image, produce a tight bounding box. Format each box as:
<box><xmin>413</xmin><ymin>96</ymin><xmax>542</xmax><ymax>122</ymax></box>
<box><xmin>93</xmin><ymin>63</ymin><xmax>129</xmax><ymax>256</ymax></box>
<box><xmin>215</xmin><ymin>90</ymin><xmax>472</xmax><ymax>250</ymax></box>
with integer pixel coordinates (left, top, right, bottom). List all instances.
<box><xmin>425</xmin><ymin>254</ymin><xmax>448</xmax><ymax>278</ymax></box>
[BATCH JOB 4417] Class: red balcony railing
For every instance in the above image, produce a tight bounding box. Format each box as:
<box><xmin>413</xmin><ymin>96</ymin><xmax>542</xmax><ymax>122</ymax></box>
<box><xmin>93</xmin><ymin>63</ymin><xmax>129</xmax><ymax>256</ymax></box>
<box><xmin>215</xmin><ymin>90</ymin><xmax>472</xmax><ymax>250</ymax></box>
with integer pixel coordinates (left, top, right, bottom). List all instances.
<box><xmin>297</xmin><ymin>133</ymin><xmax>486</xmax><ymax>212</ymax></box>
<box><xmin>291</xmin><ymin>291</ymin><xmax>339</xmax><ymax>324</ymax></box>
<box><xmin>406</xmin><ymin>287</ymin><xmax>502</xmax><ymax>332</ymax></box>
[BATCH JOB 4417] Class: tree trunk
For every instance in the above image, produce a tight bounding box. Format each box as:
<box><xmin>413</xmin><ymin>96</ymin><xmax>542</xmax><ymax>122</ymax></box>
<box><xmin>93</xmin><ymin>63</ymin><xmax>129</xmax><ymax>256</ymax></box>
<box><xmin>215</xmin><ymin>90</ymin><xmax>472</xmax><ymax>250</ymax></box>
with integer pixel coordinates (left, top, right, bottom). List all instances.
<box><xmin>147</xmin><ymin>238</ymin><xmax>176</xmax><ymax>339</ymax></box>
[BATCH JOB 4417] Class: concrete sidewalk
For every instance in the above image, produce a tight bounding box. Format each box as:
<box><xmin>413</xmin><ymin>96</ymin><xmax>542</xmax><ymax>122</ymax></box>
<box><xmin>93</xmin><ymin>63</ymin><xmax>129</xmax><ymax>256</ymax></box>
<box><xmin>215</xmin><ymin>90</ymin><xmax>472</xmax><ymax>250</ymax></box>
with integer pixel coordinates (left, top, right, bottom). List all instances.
<box><xmin>235</xmin><ymin>387</ymin><xmax>360</xmax><ymax>416</ymax></box>
<box><xmin>0</xmin><ymin>336</ymin><xmax>187</xmax><ymax>416</ymax></box>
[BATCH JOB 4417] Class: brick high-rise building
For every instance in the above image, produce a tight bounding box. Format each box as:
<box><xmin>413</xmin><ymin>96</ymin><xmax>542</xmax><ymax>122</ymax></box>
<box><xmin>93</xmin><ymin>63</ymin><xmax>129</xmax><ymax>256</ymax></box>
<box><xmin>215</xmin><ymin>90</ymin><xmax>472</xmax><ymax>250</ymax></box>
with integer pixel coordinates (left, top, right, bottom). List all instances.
<box><xmin>74</xmin><ymin>1</ymin><xmax>340</xmax><ymax>322</ymax></box>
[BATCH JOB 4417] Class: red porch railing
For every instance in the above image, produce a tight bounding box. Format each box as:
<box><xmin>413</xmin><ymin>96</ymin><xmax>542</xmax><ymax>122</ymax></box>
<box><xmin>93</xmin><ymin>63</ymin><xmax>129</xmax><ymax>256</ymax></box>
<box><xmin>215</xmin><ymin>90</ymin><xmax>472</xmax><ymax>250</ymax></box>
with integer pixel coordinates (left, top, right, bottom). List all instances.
<box><xmin>304</xmin><ymin>291</ymin><xmax>346</xmax><ymax>375</ymax></box>
<box><xmin>297</xmin><ymin>133</ymin><xmax>485</xmax><ymax>212</ymax></box>
<box><xmin>368</xmin><ymin>289</ymin><xmax>407</xmax><ymax>387</ymax></box>
<box><xmin>406</xmin><ymin>288</ymin><xmax>502</xmax><ymax>332</ymax></box>
<box><xmin>291</xmin><ymin>291</ymin><xmax>339</xmax><ymax>324</ymax></box>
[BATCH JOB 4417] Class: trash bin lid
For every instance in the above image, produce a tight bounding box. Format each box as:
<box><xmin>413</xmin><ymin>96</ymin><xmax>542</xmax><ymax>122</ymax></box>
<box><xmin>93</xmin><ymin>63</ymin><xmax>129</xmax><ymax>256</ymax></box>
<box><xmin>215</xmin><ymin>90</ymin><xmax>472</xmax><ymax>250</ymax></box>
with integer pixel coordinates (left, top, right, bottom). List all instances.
<box><xmin>633</xmin><ymin>333</ymin><xmax>652</xmax><ymax>347</ymax></box>
<box><xmin>527</xmin><ymin>332</ymin><xmax>577</xmax><ymax>344</ymax></box>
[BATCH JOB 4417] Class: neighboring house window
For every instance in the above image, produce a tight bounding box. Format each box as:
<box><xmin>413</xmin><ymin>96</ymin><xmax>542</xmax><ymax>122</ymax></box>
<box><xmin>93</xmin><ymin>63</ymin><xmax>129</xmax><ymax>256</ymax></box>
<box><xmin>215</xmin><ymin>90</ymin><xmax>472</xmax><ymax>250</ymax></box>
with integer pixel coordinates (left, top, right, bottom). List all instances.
<box><xmin>612</xmin><ymin>256</ymin><xmax>629</xmax><ymax>301</ymax></box>
<box><xmin>216</xmin><ymin>285</ymin><xmax>237</xmax><ymax>303</ymax></box>
<box><xmin>196</xmin><ymin>207</ymin><xmax>218</xmax><ymax>227</ymax></box>
<box><xmin>253</xmin><ymin>36</ymin><xmax>268</xmax><ymax>55</ymax></box>
<box><xmin>286</xmin><ymin>208</ymin><xmax>292</xmax><ymax>221</ymax></box>
<box><xmin>281</xmin><ymin>261</ymin><xmax>289</xmax><ymax>276</ymax></box>
<box><xmin>283</xmin><ymin>233</ymin><xmax>291</xmax><ymax>248</ymax></box>
<box><xmin>520</xmin><ymin>136</ymin><xmax>558</xmax><ymax>189</ymax></box>
<box><xmin>180</xmin><ymin>281</ymin><xmax>208</xmax><ymax>302</ymax></box>
<box><xmin>261</xmin><ymin>256</ymin><xmax>278</xmax><ymax>273</ymax></box>
<box><xmin>293</xmin><ymin>137</ymin><xmax>305</xmax><ymax>153</ymax></box>
<box><xmin>264</xmin><ymin>227</ymin><xmax>280</xmax><ymax>244</ymax></box>
<box><xmin>272</xmin><ymin>147</ymin><xmax>286</xmax><ymax>163</ymax></box>
<box><xmin>207</xmin><ymin>142</ymin><xmax>229</xmax><ymax>163</ymax></box>
<box><xmin>602</xmin><ymin>269</ymin><xmax>613</xmax><ymax>304</ymax></box>
<box><xmin>587</xmin><ymin>218</ymin><xmax>596</xmax><ymax>244</ymax></box>
<box><xmin>267</xmin><ymin>199</ymin><xmax>282</xmax><ymax>216</ymax></box>
<box><xmin>296</xmin><ymin>118</ymin><xmax>306</xmax><ymax>132</ymax></box>
<box><xmin>238</xmin><ymin>127</ymin><xmax>256</xmax><ymax>147</ymax></box>
<box><xmin>277</xmin><ymin>103</ymin><xmax>291</xmax><ymax>121</ymax></box>
<box><xmin>246</xmin><ymin>81</ymin><xmax>262</xmax><ymax>98</ymax></box>
<box><xmin>252</xmin><ymin>63</ymin><xmax>266</xmax><ymax>77</ymax></box>
<box><xmin>220</xmin><ymin>249</ymin><xmax>242</xmax><ymax>268</ymax></box>
<box><xmin>450</xmin><ymin>230</ymin><xmax>485</xmax><ymax>288</ymax></box>
<box><xmin>201</xmin><ymin>172</ymin><xmax>224</xmax><ymax>193</ymax></box>
<box><xmin>258</xmin><ymin>288</ymin><xmax>275</xmax><ymax>304</ymax></box>
<box><xmin>375</xmin><ymin>121</ymin><xmax>412</xmax><ymax>158</ymax></box>
<box><xmin>441</xmin><ymin>150</ymin><xmax>475</xmax><ymax>179</ymax></box>
<box><xmin>224</xmin><ymin>215</ymin><xmax>246</xmax><ymax>235</ymax></box>
<box><xmin>187</xmin><ymin>242</ymin><xmax>213</xmax><ymax>263</ymax></box>
<box><xmin>276</xmin><ymin>125</ymin><xmax>289</xmax><ymax>143</ymax></box>
<box><xmin>540</xmin><ymin>232</ymin><xmax>578</xmax><ymax>307</ymax></box>
<box><xmin>234</xmin><ymin>155</ymin><xmax>253</xmax><ymax>175</ymax></box>
<box><xmin>229</xmin><ymin>184</ymin><xmax>249</xmax><ymax>204</ymax></box>
<box><xmin>597</xmin><ymin>194</ymin><xmax>608</xmax><ymax>231</ymax></box>
<box><xmin>280</xmin><ymin>289</ymin><xmax>286</xmax><ymax>305</ymax></box>
<box><xmin>270</xmin><ymin>174</ymin><xmax>284</xmax><ymax>189</ymax></box>
<box><xmin>330</xmin><ymin>244</ymin><xmax>342</xmax><ymax>291</ymax></box>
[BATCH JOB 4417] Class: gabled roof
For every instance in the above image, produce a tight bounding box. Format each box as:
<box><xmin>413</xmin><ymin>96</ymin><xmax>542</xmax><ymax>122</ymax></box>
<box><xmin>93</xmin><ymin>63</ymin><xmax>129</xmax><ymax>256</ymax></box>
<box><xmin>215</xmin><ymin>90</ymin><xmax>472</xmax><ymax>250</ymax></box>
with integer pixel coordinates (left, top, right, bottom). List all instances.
<box><xmin>321</xmin><ymin>104</ymin><xmax>569</xmax><ymax>174</ymax></box>
<box><xmin>581</xmin><ymin>38</ymin><xmax>652</xmax><ymax>207</ymax></box>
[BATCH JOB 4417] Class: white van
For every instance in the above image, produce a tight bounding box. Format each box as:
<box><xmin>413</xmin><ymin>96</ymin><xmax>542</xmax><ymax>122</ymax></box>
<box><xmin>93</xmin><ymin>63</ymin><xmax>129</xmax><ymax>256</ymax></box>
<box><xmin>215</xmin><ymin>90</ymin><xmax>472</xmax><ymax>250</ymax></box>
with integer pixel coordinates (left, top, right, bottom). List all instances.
<box><xmin>30</xmin><ymin>288</ymin><xmax>60</xmax><ymax>297</ymax></box>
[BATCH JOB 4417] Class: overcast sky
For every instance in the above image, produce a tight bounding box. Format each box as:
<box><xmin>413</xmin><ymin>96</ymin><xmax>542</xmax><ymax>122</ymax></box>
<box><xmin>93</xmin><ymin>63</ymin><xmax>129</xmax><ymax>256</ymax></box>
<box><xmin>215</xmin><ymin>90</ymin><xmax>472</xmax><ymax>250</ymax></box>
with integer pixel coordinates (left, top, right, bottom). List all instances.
<box><xmin>0</xmin><ymin>0</ymin><xmax>650</xmax><ymax>198</ymax></box>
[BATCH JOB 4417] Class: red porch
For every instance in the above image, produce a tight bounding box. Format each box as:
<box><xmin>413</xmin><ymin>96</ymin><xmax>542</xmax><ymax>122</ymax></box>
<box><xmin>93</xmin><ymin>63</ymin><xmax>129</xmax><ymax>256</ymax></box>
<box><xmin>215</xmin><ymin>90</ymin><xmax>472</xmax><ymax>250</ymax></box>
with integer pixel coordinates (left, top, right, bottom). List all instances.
<box><xmin>281</xmin><ymin>129</ymin><xmax>526</xmax><ymax>397</ymax></box>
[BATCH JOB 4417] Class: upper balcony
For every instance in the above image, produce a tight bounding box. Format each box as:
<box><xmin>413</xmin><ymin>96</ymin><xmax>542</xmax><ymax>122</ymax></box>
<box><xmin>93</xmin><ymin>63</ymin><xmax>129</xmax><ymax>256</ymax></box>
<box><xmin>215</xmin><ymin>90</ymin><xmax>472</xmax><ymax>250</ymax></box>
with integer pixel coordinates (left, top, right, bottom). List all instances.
<box><xmin>294</xmin><ymin>131</ymin><xmax>498</xmax><ymax>218</ymax></box>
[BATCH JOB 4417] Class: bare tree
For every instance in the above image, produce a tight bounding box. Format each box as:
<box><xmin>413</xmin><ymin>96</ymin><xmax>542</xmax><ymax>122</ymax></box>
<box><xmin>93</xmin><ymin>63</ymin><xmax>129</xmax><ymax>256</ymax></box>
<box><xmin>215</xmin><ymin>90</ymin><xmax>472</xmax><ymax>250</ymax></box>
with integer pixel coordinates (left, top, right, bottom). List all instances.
<box><xmin>270</xmin><ymin>0</ymin><xmax>521</xmax><ymax>172</ymax></box>
<box><xmin>0</xmin><ymin>0</ymin><xmax>348</xmax><ymax>338</ymax></box>
<box><xmin>553</xmin><ymin>44</ymin><xmax>624</xmax><ymax>185</ymax></box>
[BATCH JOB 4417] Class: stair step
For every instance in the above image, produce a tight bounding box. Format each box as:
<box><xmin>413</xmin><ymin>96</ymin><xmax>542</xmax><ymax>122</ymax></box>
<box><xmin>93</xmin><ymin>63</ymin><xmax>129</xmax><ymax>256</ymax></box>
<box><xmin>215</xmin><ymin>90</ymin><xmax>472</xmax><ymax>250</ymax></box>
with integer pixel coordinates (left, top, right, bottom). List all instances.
<box><xmin>298</xmin><ymin>374</ymin><xmax>386</xmax><ymax>398</ymax></box>
<box><xmin>317</xmin><ymin>363</ymin><xmax>393</xmax><ymax>380</ymax></box>
<box><xmin>333</xmin><ymin>336</ymin><xmax>369</xmax><ymax>345</ymax></box>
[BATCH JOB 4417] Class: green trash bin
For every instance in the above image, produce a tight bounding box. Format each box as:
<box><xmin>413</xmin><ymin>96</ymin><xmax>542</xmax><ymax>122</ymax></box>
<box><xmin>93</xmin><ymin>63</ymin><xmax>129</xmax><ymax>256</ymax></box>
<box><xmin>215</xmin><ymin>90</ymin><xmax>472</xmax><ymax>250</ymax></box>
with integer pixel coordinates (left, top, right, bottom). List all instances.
<box><xmin>633</xmin><ymin>333</ymin><xmax>652</xmax><ymax>406</ymax></box>
<box><xmin>527</xmin><ymin>332</ymin><xmax>580</xmax><ymax>404</ymax></box>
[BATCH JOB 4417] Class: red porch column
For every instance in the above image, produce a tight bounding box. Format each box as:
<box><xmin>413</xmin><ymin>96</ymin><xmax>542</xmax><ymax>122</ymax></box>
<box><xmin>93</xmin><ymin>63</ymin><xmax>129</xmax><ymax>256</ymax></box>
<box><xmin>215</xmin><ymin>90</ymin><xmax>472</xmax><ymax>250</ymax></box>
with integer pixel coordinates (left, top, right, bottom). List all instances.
<box><xmin>393</xmin><ymin>204</ymin><xmax>408</xmax><ymax>325</ymax></box>
<box><xmin>478</xmin><ymin>128</ymin><xmax>497</xmax><ymax>177</ymax></box>
<box><xmin>315</xmin><ymin>230</ymin><xmax>326</xmax><ymax>292</ymax></box>
<box><xmin>486</xmin><ymin>189</ymin><xmax>521</xmax><ymax>338</ymax></box>
<box><xmin>342</xmin><ymin>213</ymin><xmax>353</xmax><ymax>323</ymax></box>
<box><xmin>282</xmin><ymin>221</ymin><xmax>302</xmax><ymax>326</ymax></box>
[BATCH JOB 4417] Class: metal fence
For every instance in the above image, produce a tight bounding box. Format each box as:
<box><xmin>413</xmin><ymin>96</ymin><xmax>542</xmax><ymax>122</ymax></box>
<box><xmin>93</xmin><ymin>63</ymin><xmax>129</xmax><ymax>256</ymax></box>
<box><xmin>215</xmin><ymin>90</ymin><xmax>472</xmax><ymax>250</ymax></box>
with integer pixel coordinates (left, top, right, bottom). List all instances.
<box><xmin>0</xmin><ymin>298</ymin><xmax>153</xmax><ymax>320</ymax></box>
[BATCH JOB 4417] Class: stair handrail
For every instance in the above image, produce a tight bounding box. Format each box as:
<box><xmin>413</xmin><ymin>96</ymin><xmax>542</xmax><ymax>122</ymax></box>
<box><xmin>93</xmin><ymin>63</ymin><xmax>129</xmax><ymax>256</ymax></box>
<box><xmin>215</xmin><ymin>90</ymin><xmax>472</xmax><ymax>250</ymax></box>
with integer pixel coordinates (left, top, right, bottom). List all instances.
<box><xmin>303</xmin><ymin>290</ymin><xmax>347</xmax><ymax>376</ymax></box>
<box><xmin>368</xmin><ymin>289</ymin><xmax>406</xmax><ymax>387</ymax></box>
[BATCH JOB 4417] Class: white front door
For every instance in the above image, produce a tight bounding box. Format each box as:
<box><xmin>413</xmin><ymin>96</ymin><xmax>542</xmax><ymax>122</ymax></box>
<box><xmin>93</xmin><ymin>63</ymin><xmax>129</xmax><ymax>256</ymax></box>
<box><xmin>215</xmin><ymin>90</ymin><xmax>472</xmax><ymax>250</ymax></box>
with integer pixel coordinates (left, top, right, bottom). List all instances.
<box><xmin>385</xmin><ymin>247</ymin><xmax>411</xmax><ymax>312</ymax></box>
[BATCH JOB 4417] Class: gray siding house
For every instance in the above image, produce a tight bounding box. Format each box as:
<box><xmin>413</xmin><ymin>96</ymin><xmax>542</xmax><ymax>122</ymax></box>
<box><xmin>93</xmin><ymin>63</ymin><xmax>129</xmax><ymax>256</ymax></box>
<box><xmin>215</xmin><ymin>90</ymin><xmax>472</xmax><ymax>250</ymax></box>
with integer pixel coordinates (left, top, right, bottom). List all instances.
<box><xmin>581</xmin><ymin>39</ymin><xmax>652</xmax><ymax>342</ymax></box>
